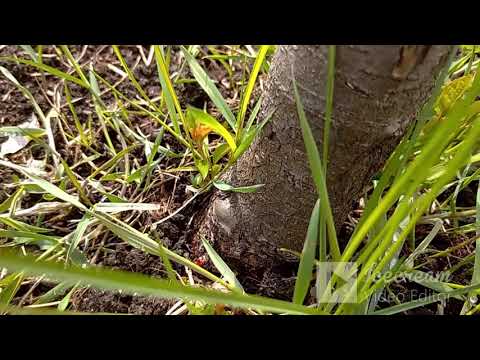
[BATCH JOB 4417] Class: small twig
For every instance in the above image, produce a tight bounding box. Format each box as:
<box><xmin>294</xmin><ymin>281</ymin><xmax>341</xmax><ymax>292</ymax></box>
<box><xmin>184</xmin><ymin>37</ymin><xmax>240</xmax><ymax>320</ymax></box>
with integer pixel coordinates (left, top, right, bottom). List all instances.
<box><xmin>17</xmin><ymin>275</ymin><xmax>45</xmax><ymax>307</ymax></box>
<box><xmin>90</xmin><ymin>230</ymin><xmax>108</xmax><ymax>265</ymax></box>
<box><xmin>150</xmin><ymin>190</ymin><xmax>203</xmax><ymax>228</ymax></box>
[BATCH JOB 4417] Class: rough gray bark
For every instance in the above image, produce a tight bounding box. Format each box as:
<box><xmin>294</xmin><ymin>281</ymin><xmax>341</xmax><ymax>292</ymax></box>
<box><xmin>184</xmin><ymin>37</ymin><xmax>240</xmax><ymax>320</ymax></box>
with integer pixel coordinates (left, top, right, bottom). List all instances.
<box><xmin>197</xmin><ymin>45</ymin><xmax>453</xmax><ymax>279</ymax></box>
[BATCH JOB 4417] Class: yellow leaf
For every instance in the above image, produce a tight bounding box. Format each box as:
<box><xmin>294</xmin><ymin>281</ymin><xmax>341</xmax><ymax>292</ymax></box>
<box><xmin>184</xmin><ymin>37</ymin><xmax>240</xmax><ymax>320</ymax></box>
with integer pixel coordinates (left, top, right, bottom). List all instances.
<box><xmin>435</xmin><ymin>74</ymin><xmax>474</xmax><ymax>116</ymax></box>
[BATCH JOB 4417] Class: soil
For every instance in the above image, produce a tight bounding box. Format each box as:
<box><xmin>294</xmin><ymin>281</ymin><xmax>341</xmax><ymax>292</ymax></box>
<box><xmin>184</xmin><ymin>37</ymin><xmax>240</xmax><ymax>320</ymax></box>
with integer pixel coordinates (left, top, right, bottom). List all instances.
<box><xmin>1</xmin><ymin>45</ymin><xmax>478</xmax><ymax>315</ymax></box>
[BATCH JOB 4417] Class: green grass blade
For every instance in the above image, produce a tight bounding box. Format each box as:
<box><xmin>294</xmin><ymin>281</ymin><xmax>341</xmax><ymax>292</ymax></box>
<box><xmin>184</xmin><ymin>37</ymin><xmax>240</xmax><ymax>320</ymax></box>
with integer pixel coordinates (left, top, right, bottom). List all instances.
<box><xmin>0</xmin><ymin>188</ymin><xmax>23</xmax><ymax>213</ymax></box>
<box><xmin>0</xmin><ymin>273</ymin><xmax>19</xmax><ymax>287</ymax></box>
<box><xmin>64</xmin><ymin>83</ymin><xmax>88</xmax><ymax>145</ymax></box>
<box><xmin>236</xmin><ymin>45</ymin><xmax>269</xmax><ymax>138</ymax></box>
<box><xmin>212</xmin><ymin>180</ymin><xmax>264</xmax><ymax>193</ymax></box>
<box><xmin>92</xmin><ymin>71</ymin><xmax>195</xmax><ymax>153</ymax></box>
<box><xmin>181</xmin><ymin>46</ymin><xmax>237</xmax><ymax>131</ymax></box>
<box><xmin>315</xmin><ymin>46</ymin><xmax>336</xmax><ymax>308</ymax></box>
<box><xmin>153</xmin><ymin>45</ymin><xmax>183</xmax><ymax>136</ymax></box>
<box><xmin>0</xmin><ymin>56</ymin><xmax>88</xmax><ymax>87</ymax></box>
<box><xmin>317</xmin><ymin>214</ymin><xmax>327</xmax><ymax>304</ymax></box>
<box><xmin>0</xmin><ymin>217</ymin><xmax>52</xmax><ymax>233</ymax></box>
<box><xmin>87</xmin><ymin>70</ymin><xmax>116</xmax><ymax>154</ymax></box>
<box><xmin>402</xmin><ymin>271</ymin><xmax>461</xmax><ymax>300</ymax></box>
<box><xmin>57</xmin><ymin>283</ymin><xmax>79</xmax><ymax>311</ymax></box>
<box><xmin>59</xmin><ymin>45</ymin><xmax>90</xmax><ymax>86</ymax></box>
<box><xmin>358</xmin><ymin>102</ymin><xmax>480</xmax><ymax>304</ymax></box>
<box><xmin>0</xmin><ymin>126</ymin><xmax>46</xmax><ymax>138</ymax></box>
<box><xmin>60</xmin><ymin>159</ymin><xmax>92</xmax><ymax>206</ymax></box>
<box><xmin>0</xmin><ymin>159</ymin><xmax>86</xmax><ymax>210</ymax></box>
<box><xmin>88</xmin><ymin>69</ymin><xmax>102</xmax><ymax>101</ymax></box>
<box><xmin>323</xmin><ymin>45</ymin><xmax>336</xmax><ymax>170</ymax></box>
<box><xmin>212</xmin><ymin>143</ymin><xmax>230</xmax><ymax>164</ymax></box>
<box><xmin>156</xmin><ymin>241</ymin><xmax>177</xmax><ymax>284</ymax></box>
<box><xmin>194</xmin><ymin>156</ymin><xmax>209</xmax><ymax>180</ymax></box>
<box><xmin>463</xmin><ymin>239</ymin><xmax>480</xmax><ymax>313</ymax></box>
<box><xmin>200</xmin><ymin>236</ymin><xmax>244</xmax><ymax>292</ymax></box>
<box><xmin>350</xmin><ymin>138</ymin><xmax>408</xmax><ymax>240</ymax></box>
<box><xmin>0</xmin><ymin>251</ymin><xmax>323</xmax><ymax>315</ymax></box>
<box><xmin>293</xmin><ymin>199</ymin><xmax>320</xmax><ymax>304</ymax></box>
<box><xmin>33</xmin><ymin>281</ymin><xmax>71</xmax><ymax>305</ymax></box>
<box><xmin>351</xmin><ymin>47</ymin><xmax>457</xmax><ymax>244</ymax></box>
<box><xmin>244</xmin><ymin>96</ymin><xmax>263</xmax><ymax>133</ymax></box>
<box><xmin>0</xmin><ymin>66</ymin><xmax>60</xmax><ymax>166</ymax></box>
<box><xmin>66</xmin><ymin>215</ymin><xmax>93</xmax><ymax>263</ymax></box>
<box><xmin>232</xmin><ymin>128</ymin><xmax>257</xmax><ymax>162</ymax></box>
<box><xmin>88</xmin><ymin>144</ymin><xmax>138</xmax><ymax>179</ymax></box>
<box><xmin>112</xmin><ymin>45</ymin><xmax>156</xmax><ymax>109</ymax></box>
<box><xmin>292</xmin><ymin>77</ymin><xmax>341</xmax><ymax>261</ymax></box>
<box><xmin>233</xmin><ymin>109</ymin><xmax>274</xmax><ymax>163</ymax></box>
<box><xmin>404</xmin><ymin>220</ymin><xmax>442</xmax><ymax>268</ymax></box>
<box><xmin>476</xmin><ymin>181</ymin><xmax>480</xmax><ymax>237</ymax></box>
<box><xmin>0</xmin><ymin>229</ymin><xmax>61</xmax><ymax>244</ymax></box>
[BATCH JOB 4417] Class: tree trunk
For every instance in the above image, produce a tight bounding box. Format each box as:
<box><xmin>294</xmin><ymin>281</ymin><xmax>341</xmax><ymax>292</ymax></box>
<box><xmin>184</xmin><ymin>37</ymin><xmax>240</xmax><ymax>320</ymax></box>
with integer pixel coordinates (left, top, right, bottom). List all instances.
<box><xmin>196</xmin><ymin>45</ymin><xmax>453</xmax><ymax>293</ymax></box>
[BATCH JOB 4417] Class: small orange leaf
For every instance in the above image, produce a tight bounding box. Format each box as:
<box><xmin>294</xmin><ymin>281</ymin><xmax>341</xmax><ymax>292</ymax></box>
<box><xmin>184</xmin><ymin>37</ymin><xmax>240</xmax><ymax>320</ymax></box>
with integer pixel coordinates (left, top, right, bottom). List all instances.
<box><xmin>190</xmin><ymin>124</ymin><xmax>213</xmax><ymax>143</ymax></box>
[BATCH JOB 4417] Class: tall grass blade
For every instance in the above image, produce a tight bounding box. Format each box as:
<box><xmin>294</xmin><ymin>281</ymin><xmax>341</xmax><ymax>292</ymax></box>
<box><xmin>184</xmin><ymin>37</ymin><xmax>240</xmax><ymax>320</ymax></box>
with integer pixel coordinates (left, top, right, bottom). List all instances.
<box><xmin>181</xmin><ymin>46</ymin><xmax>237</xmax><ymax>131</ymax></box>
<box><xmin>292</xmin><ymin>76</ymin><xmax>341</xmax><ymax>261</ymax></box>
<box><xmin>112</xmin><ymin>45</ymin><xmax>156</xmax><ymax>109</ymax></box>
<box><xmin>154</xmin><ymin>45</ymin><xmax>182</xmax><ymax>136</ymax></box>
<box><xmin>59</xmin><ymin>46</ymin><xmax>89</xmax><ymax>86</ymax></box>
<box><xmin>66</xmin><ymin>215</ymin><xmax>93</xmax><ymax>263</ymax></box>
<box><xmin>0</xmin><ymin>251</ymin><xmax>323</xmax><ymax>315</ymax></box>
<box><xmin>60</xmin><ymin>159</ymin><xmax>91</xmax><ymax>206</ymax></box>
<box><xmin>0</xmin><ymin>217</ymin><xmax>51</xmax><ymax>234</ymax></box>
<box><xmin>0</xmin><ymin>56</ymin><xmax>88</xmax><ymax>87</ymax></box>
<box><xmin>236</xmin><ymin>45</ymin><xmax>269</xmax><ymax>138</ymax></box>
<box><xmin>200</xmin><ymin>236</ymin><xmax>244</xmax><ymax>292</ymax></box>
<box><xmin>323</xmin><ymin>45</ymin><xmax>336</xmax><ymax>170</ymax></box>
<box><xmin>0</xmin><ymin>159</ymin><xmax>86</xmax><ymax>210</ymax></box>
<box><xmin>293</xmin><ymin>199</ymin><xmax>320</xmax><ymax>304</ymax></box>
